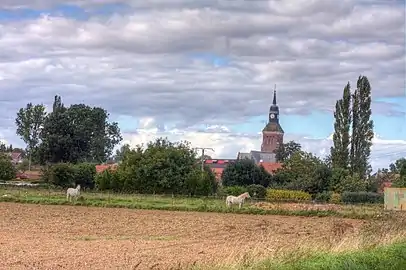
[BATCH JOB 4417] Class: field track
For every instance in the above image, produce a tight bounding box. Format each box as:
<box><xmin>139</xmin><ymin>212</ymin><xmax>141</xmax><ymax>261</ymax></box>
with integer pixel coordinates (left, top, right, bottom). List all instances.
<box><xmin>0</xmin><ymin>203</ymin><xmax>364</xmax><ymax>270</ymax></box>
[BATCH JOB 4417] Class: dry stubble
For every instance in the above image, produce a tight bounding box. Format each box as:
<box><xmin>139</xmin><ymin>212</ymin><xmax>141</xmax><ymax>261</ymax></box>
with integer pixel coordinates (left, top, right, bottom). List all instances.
<box><xmin>0</xmin><ymin>203</ymin><xmax>365</xmax><ymax>270</ymax></box>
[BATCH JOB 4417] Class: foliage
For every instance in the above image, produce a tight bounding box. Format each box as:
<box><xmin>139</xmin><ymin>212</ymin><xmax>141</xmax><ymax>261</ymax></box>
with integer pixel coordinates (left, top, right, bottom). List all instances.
<box><xmin>330</xmin><ymin>82</ymin><xmax>351</xmax><ymax>169</ymax></box>
<box><xmin>15</xmin><ymin>103</ymin><xmax>47</xmax><ymax>170</ymax></box>
<box><xmin>221</xmin><ymin>159</ymin><xmax>271</xmax><ymax>187</ymax></box>
<box><xmin>0</xmin><ymin>156</ymin><xmax>16</xmax><ymax>180</ymax></box>
<box><xmin>329</xmin><ymin>168</ymin><xmax>349</xmax><ymax>192</ymax></box>
<box><xmin>266</xmin><ymin>189</ymin><xmax>311</xmax><ymax>202</ymax></box>
<box><xmin>17</xmin><ymin>159</ymin><xmax>29</xmax><ymax>173</ymax></box>
<box><xmin>336</xmin><ymin>173</ymin><xmax>367</xmax><ymax>193</ymax></box>
<box><xmin>389</xmin><ymin>158</ymin><xmax>406</xmax><ymax>175</ymax></box>
<box><xmin>391</xmin><ymin>176</ymin><xmax>406</xmax><ymax>188</ymax></box>
<box><xmin>96</xmin><ymin>138</ymin><xmax>217</xmax><ymax>195</ymax></box>
<box><xmin>220</xmin><ymin>186</ymin><xmax>248</xmax><ymax>197</ymax></box>
<box><xmin>274</xmin><ymin>140</ymin><xmax>301</xmax><ymax>162</ymax></box>
<box><xmin>246</xmin><ymin>184</ymin><xmax>267</xmax><ymax>199</ymax></box>
<box><xmin>73</xmin><ymin>163</ymin><xmax>97</xmax><ymax>189</ymax></box>
<box><xmin>250</xmin><ymin>242</ymin><xmax>406</xmax><ymax>270</ymax></box>
<box><xmin>341</xmin><ymin>191</ymin><xmax>383</xmax><ymax>204</ymax></box>
<box><xmin>275</xmin><ymin>151</ymin><xmax>330</xmax><ymax>195</ymax></box>
<box><xmin>43</xmin><ymin>163</ymin><xmax>76</xmax><ymax>188</ymax></box>
<box><xmin>350</xmin><ymin>75</ymin><xmax>374</xmax><ymax>179</ymax></box>
<box><xmin>315</xmin><ymin>191</ymin><xmax>332</xmax><ymax>202</ymax></box>
<box><xmin>114</xmin><ymin>143</ymin><xmax>131</xmax><ymax>163</ymax></box>
<box><xmin>185</xmin><ymin>167</ymin><xmax>218</xmax><ymax>196</ymax></box>
<box><xmin>94</xmin><ymin>169</ymin><xmax>121</xmax><ymax>192</ymax></box>
<box><xmin>37</xmin><ymin>95</ymin><xmax>122</xmax><ymax>164</ymax></box>
<box><xmin>329</xmin><ymin>192</ymin><xmax>342</xmax><ymax>204</ymax></box>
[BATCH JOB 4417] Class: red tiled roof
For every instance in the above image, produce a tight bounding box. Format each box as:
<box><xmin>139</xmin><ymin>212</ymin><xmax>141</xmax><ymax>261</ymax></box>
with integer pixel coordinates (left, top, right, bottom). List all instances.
<box><xmin>258</xmin><ymin>162</ymin><xmax>283</xmax><ymax>174</ymax></box>
<box><xmin>95</xmin><ymin>164</ymin><xmax>118</xmax><ymax>173</ymax></box>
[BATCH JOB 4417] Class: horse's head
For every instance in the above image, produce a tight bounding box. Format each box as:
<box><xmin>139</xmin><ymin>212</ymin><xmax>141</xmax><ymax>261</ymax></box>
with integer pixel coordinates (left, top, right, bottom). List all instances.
<box><xmin>76</xmin><ymin>184</ymin><xmax>81</xmax><ymax>190</ymax></box>
<box><xmin>243</xmin><ymin>192</ymin><xmax>251</xmax><ymax>198</ymax></box>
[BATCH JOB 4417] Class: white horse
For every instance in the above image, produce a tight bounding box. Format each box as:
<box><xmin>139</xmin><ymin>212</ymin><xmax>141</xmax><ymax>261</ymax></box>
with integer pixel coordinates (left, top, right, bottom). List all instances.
<box><xmin>66</xmin><ymin>185</ymin><xmax>81</xmax><ymax>202</ymax></box>
<box><xmin>226</xmin><ymin>192</ymin><xmax>251</xmax><ymax>209</ymax></box>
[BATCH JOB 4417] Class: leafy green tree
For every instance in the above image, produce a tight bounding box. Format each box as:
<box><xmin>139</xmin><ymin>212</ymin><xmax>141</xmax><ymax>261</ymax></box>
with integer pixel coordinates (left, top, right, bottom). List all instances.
<box><xmin>221</xmin><ymin>159</ymin><xmax>271</xmax><ymax>187</ymax></box>
<box><xmin>17</xmin><ymin>159</ymin><xmax>29</xmax><ymax>173</ymax></box>
<box><xmin>0</xmin><ymin>155</ymin><xmax>16</xmax><ymax>180</ymax></box>
<box><xmin>44</xmin><ymin>163</ymin><xmax>76</xmax><ymax>188</ymax></box>
<box><xmin>274</xmin><ymin>140</ymin><xmax>301</xmax><ymax>162</ymax></box>
<box><xmin>336</xmin><ymin>173</ymin><xmax>367</xmax><ymax>193</ymax></box>
<box><xmin>15</xmin><ymin>103</ymin><xmax>46</xmax><ymax>171</ymax></box>
<box><xmin>115</xmin><ymin>143</ymin><xmax>131</xmax><ymax>163</ymax></box>
<box><xmin>275</xmin><ymin>151</ymin><xmax>331</xmax><ymax>195</ymax></box>
<box><xmin>391</xmin><ymin>158</ymin><xmax>406</xmax><ymax>187</ymax></box>
<box><xmin>389</xmin><ymin>158</ymin><xmax>406</xmax><ymax>175</ymax></box>
<box><xmin>350</xmin><ymin>75</ymin><xmax>374</xmax><ymax>178</ymax></box>
<box><xmin>329</xmin><ymin>168</ymin><xmax>350</xmax><ymax>192</ymax></box>
<box><xmin>73</xmin><ymin>163</ymin><xmax>97</xmax><ymax>189</ymax></box>
<box><xmin>331</xmin><ymin>82</ymin><xmax>351</xmax><ymax>169</ymax></box>
<box><xmin>38</xmin><ymin>95</ymin><xmax>122</xmax><ymax>164</ymax></box>
<box><xmin>118</xmin><ymin>138</ymin><xmax>207</xmax><ymax>195</ymax></box>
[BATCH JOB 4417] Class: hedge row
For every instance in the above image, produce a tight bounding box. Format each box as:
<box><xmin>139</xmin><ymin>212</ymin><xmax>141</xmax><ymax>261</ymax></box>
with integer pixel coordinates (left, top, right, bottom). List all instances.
<box><xmin>315</xmin><ymin>191</ymin><xmax>383</xmax><ymax>204</ymax></box>
<box><xmin>267</xmin><ymin>189</ymin><xmax>312</xmax><ymax>202</ymax></box>
<box><xmin>220</xmin><ymin>187</ymin><xmax>383</xmax><ymax>204</ymax></box>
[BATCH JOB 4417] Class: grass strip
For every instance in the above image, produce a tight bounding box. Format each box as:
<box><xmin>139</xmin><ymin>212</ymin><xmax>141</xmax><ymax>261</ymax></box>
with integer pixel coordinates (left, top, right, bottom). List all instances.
<box><xmin>254</xmin><ymin>242</ymin><xmax>406</xmax><ymax>270</ymax></box>
<box><xmin>0</xmin><ymin>194</ymin><xmax>375</xmax><ymax>219</ymax></box>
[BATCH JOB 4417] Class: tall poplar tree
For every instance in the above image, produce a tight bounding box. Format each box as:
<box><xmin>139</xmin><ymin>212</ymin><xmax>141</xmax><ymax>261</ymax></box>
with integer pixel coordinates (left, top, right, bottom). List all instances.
<box><xmin>330</xmin><ymin>82</ymin><xmax>351</xmax><ymax>169</ymax></box>
<box><xmin>350</xmin><ymin>75</ymin><xmax>374</xmax><ymax>178</ymax></box>
<box><xmin>15</xmin><ymin>103</ymin><xmax>47</xmax><ymax>171</ymax></box>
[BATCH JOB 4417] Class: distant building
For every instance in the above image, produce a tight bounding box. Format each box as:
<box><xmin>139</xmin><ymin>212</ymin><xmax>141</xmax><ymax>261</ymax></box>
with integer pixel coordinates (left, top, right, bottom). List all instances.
<box><xmin>205</xmin><ymin>88</ymin><xmax>284</xmax><ymax>182</ymax></box>
<box><xmin>238</xmin><ymin>88</ymin><xmax>284</xmax><ymax>163</ymax></box>
<box><xmin>95</xmin><ymin>164</ymin><xmax>118</xmax><ymax>173</ymax></box>
<box><xmin>204</xmin><ymin>159</ymin><xmax>236</xmax><ymax>181</ymax></box>
<box><xmin>7</xmin><ymin>151</ymin><xmax>24</xmax><ymax>165</ymax></box>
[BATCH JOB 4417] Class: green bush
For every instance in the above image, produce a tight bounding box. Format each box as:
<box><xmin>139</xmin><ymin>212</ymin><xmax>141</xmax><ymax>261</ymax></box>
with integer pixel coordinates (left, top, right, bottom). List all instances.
<box><xmin>266</xmin><ymin>189</ymin><xmax>311</xmax><ymax>202</ymax></box>
<box><xmin>73</xmin><ymin>163</ymin><xmax>97</xmax><ymax>189</ymax></box>
<box><xmin>341</xmin><ymin>191</ymin><xmax>383</xmax><ymax>204</ymax></box>
<box><xmin>44</xmin><ymin>163</ymin><xmax>75</xmax><ymax>188</ymax></box>
<box><xmin>315</xmin><ymin>191</ymin><xmax>332</xmax><ymax>202</ymax></box>
<box><xmin>247</xmin><ymin>184</ymin><xmax>266</xmax><ymax>199</ymax></box>
<box><xmin>220</xmin><ymin>186</ymin><xmax>248</xmax><ymax>196</ymax></box>
<box><xmin>95</xmin><ymin>169</ymin><xmax>122</xmax><ymax>191</ymax></box>
<box><xmin>329</xmin><ymin>192</ymin><xmax>342</xmax><ymax>204</ymax></box>
<box><xmin>0</xmin><ymin>156</ymin><xmax>16</xmax><ymax>181</ymax></box>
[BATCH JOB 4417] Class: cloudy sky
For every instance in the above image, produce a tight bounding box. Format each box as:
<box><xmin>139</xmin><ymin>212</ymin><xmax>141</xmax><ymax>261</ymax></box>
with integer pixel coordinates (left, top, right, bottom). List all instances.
<box><xmin>0</xmin><ymin>0</ymin><xmax>405</xmax><ymax>171</ymax></box>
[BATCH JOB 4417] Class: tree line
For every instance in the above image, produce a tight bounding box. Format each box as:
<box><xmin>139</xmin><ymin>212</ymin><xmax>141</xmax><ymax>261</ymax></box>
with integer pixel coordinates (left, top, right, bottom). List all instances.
<box><xmin>1</xmin><ymin>76</ymin><xmax>404</xmax><ymax>196</ymax></box>
<box><xmin>14</xmin><ymin>95</ymin><xmax>122</xmax><ymax>169</ymax></box>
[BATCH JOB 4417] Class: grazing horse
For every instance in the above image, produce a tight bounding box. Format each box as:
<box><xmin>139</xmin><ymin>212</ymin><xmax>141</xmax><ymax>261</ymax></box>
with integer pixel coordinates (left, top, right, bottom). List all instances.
<box><xmin>226</xmin><ymin>192</ymin><xmax>251</xmax><ymax>209</ymax></box>
<box><xmin>66</xmin><ymin>185</ymin><xmax>81</xmax><ymax>202</ymax></box>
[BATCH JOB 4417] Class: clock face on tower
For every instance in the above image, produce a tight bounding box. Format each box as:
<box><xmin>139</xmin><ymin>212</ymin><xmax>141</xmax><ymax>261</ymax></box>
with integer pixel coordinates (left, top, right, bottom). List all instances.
<box><xmin>270</xmin><ymin>113</ymin><xmax>275</xmax><ymax>119</ymax></box>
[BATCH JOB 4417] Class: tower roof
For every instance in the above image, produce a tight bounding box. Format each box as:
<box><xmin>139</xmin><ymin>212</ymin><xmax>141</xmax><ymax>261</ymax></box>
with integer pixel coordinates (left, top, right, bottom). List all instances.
<box><xmin>272</xmin><ymin>89</ymin><xmax>277</xmax><ymax>105</ymax></box>
<box><xmin>262</xmin><ymin>122</ymin><xmax>284</xmax><ymax>133</ymax></box>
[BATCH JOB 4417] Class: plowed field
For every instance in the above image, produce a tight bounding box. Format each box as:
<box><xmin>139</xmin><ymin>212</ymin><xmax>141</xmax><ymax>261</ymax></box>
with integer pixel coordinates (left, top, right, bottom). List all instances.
<box><xmin>0</xmin><ymin>203</ymin><xmax>365</xmax><ymax>270</ymax></box>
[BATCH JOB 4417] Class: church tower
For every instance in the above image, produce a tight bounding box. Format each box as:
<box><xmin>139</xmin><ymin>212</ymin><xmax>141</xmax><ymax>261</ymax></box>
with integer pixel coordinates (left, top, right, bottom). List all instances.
<box><xmin>261</xmin><ymin>87</ymin><xmax>284</xmax><ymax>153</ymax></box>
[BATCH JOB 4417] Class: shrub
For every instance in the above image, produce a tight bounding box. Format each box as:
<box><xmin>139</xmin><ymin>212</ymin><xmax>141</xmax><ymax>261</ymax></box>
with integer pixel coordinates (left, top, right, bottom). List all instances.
<box><xmin>329</xmin><ymin>192</ymin><xmax>342</xmax><ymax>204</ymax></box>
<box><xmin>315</xmin><ymin>191</ymin><xmax>332</xmax><ymax>202</ymax></box>
<box><xmin>73</xmin><ymin>163</ymin><xmax>97</xmax><ymax>189</ymax></box>
<box><xmin>247</xmin><ymin>184</ymin><xmax>267</xmax><ymax>199</ymax></box>
<box><xmin>0</xmin><ymin>156</ymin><xmax>16</xmax><ymax>181</ymax></box>
<box><xmin>95</xmin><ymin>169</ymin><xmax>121</xmax><ymax>191</ymax></box>
<box><xmin>220</xmin><ymin>186</ymin><xmax>248</xmax><ymax>196</ymax></box>
<box><xmin>341</xmin><ymin>191</ymin><xmax>384</xmax><ymax>204</ymax></box>
<box><xmin>45</xmin><ymin>163</ymin><xmax>75</xmax><ymax>188</ymax></box>
<box><xmin>266</xmin><ymin>189</ymin><xmax>311</xmax><ymax>202</ymax></box>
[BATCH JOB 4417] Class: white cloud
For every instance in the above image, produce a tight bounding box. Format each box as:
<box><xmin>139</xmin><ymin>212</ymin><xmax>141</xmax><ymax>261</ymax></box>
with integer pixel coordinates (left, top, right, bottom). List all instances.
<box><xmin>122</xmin><ymin>118</ymin><xmax>406</xmax><ymax>171</ymax></box>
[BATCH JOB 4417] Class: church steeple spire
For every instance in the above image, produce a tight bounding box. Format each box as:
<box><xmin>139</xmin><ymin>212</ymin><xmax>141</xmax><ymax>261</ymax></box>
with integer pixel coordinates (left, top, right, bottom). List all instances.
<box><xmin>272</xmin><ymin>84</ymin><xmax>277</xmax><ymax>105</ymax></box>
